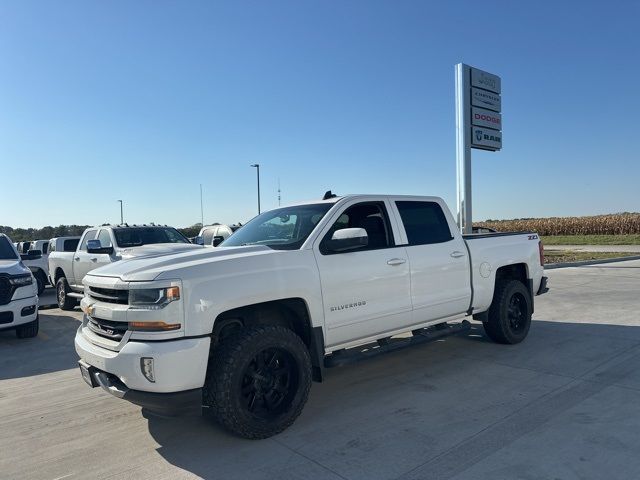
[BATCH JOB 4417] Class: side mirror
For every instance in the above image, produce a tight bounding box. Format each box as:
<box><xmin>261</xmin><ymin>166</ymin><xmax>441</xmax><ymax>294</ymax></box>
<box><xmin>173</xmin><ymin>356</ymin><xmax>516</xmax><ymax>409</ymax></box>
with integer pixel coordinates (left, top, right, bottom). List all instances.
<box><xmin>87</xmin><ymin>239</ymin><xmax>114</xmax><ymax>255</ymax></box>
<box><xmin>325</xmin><ymin>228</ymin><xmax>368</xmax><ymax>253</ymax></box>
<box><xmin>212</xmin><ymin>236</ymin><xmax>224</xmax><ymax>247</ymax></box>
<box><xmin>194</xmin><ymin>236</ymin><xmax>204</xmax><ymax>245</ymax></box>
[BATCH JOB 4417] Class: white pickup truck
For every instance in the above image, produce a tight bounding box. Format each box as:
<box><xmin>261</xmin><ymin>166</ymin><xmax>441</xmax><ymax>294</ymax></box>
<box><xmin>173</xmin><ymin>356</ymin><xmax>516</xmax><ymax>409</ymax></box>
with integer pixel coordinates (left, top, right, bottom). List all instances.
<box><xmin>49</xmin><ymin>225</ymin><xmax>201</xmax><ymax>310</ymax></box>
<box><xmin>0</xmin><ymin>234</ymin><xmax>39</xmax><ymax>338</ymax></box>
<box><xmin>75</xmin><ymin>194</ymin><xmax>548</xmax><ymax>438</ymax></box>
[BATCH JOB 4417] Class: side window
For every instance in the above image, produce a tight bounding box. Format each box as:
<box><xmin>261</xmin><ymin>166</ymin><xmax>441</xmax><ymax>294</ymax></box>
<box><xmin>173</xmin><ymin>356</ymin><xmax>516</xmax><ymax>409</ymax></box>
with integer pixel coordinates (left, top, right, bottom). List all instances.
<box><xmin>63</xmin><ymin>238</ymin><xmax>80</xmax><ymax>252</ymax></box>
<box><xmin>79</xmin><ymin>230</ymin><xmax>98</xmax><ymax>251</ymax></box>
<box><xmin>321</xmin><ymin>202</ymin><xmax>393</xmax><ymax>253</ymax></box>
<box><xmin>42</xmin><ymin>242</ymin><xmax>49</xmax><ymax>254</ymax></box>
<box><xmin>97</xmin><ymin>229</ymin><xmax>112</xmax><ymax>247</ymax></box>
<box><xmin>395</xmin><ymin>201</ymin><xmax>453</xmax><ymax>246</ymax></box>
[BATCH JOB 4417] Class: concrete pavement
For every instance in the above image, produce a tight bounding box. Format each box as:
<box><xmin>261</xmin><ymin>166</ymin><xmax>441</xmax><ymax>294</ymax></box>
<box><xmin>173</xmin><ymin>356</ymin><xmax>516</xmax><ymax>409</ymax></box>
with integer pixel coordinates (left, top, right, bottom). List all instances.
<box><xmin>2</xmin><ymin>260</ymin><xmax>640</xmax><ymax>479</ymax></box>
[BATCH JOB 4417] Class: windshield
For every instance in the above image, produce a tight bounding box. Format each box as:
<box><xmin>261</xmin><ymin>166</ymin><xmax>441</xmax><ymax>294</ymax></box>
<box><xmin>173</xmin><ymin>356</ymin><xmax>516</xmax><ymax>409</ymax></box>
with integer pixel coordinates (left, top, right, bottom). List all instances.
<box><xmin>0</xmin><ymin>237</ymin><xmax>19</xmax><ymax>260</ymax></box>
<box><xmin>113</xmin><ymin>227</ymin><xmax>190</xmax><ymax>248</ymax></box>
<box><xmin>222</xmin><ymin>203</ymin><xmax>333</xmax><ymax>250</ymax></box>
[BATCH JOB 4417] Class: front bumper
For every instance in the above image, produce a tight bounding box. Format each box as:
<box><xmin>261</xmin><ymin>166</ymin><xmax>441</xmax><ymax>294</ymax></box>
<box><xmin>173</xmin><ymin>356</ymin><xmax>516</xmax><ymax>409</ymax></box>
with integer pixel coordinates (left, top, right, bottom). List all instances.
<box><xmin>0</xmin><ymin>295</ymin><xmax>38</xmax><ymax>330</ymax></box>
<box><xmin>537</xmin><ymin>276</ymin><xmax>549</xmax><ymax>295</ymax></box>
<box><xmin>75</xmin><ymin>325</ymin><xmax>211</xmax><ymax>394</ymax></box>
<box><xmin>79</xmin><ymin>360</ymin><xmax>202</xmax><ymax>416</ymax></box>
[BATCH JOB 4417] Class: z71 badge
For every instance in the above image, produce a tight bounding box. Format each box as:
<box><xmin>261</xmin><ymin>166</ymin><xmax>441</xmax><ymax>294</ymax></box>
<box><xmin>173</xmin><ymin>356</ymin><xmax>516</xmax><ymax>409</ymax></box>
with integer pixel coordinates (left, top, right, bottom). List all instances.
<box><xmin>528</xmin><ymin>234</ymin><xmax>539</xmax><ymax>240</ymax></box>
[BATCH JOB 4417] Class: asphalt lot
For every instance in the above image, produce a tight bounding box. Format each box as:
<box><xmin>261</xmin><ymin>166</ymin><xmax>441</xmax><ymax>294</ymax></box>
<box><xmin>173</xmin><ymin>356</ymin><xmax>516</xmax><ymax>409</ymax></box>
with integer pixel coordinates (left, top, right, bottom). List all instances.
<box><xmin>2</xmin><ymin>261</ymin><xmax>640</xmax><ymax>480</ymax></box>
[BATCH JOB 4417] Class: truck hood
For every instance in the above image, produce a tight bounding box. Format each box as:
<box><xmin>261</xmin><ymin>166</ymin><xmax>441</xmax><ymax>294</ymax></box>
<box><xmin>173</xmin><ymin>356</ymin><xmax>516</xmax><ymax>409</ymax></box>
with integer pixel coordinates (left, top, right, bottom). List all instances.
<box><xmin>118</xmin><ymin>243</ymin><xmax>202</xmax><ymax>259</ymax></box>
<box><xmin>0</xmin><ymin>259</ymin><xmax>30</xmax><ymax>276</ymax></box>
<box><xmin>88</xmin><ymin>245</ymin><xmax>273</xmax><ymax>282</ymax></box>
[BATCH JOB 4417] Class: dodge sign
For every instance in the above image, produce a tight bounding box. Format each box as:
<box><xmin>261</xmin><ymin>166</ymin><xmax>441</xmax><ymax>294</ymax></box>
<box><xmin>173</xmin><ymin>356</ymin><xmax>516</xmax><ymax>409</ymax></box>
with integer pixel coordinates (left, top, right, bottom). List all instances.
<box><xmin>471</xmin><ymin>107</ymin><xmax>502</xmax><ymax>130</ymax></box>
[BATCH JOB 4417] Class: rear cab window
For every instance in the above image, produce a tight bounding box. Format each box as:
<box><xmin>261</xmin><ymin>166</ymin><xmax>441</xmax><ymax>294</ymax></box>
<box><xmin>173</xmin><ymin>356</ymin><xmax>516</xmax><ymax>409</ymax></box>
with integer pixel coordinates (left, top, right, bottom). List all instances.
<box><xmin>395</xmin><ymin>201</ymin><xmax>454</xmax><ymax>246</ymax></box>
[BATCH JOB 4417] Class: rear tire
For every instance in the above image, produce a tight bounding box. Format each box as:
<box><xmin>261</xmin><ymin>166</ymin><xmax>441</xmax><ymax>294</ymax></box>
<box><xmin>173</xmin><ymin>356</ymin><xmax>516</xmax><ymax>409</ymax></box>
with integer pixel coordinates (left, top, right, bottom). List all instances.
<box><xmin>483</xmin><ymin>279</ymin><xmax>532</xmax><ymax>344</ymax></box>
<box><xmin>203</xmin><ymin>325</ymin><xmax>312</xmax><ymax>439</ymax></box>
<box><xmin>16</xmin><ymin>315</ymin><xmax>39</xmax><ymax>338</ymax></box>
<box><xmin>56</xmin><ymin>277</ymin><xmax>77</xmax><ymax>311</ymax></box>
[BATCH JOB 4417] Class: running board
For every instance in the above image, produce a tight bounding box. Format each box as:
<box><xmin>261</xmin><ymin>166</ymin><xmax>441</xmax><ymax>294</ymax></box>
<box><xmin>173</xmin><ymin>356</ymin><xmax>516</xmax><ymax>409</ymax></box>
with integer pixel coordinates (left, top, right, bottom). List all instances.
<box><xmin>324</xmin><ymin>320</ymin><xmax>471</xmax><ymax>368</ymax></box>
<box><xmin>67</xmin><ymin>292</ymin><xmax>84</xmax><ymax>299</ymax></box>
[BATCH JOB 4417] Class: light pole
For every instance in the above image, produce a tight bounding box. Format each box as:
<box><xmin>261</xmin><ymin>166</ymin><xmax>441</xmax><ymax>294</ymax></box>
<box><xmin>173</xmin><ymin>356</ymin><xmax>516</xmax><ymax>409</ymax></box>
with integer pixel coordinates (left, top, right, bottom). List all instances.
<box><xmin>117</xmin><ymin>200</ymin><xmax>124</xmax><ymax>224</ymax></box>
<box><xmin>200</xmin><ymin>184</ymin><xmax>204</xmax><ymax>227</ymax></box>
<box><xmin>250</xmin><ymin>164</ymin><xmax>261</xmax><ymax>214</ymax></box>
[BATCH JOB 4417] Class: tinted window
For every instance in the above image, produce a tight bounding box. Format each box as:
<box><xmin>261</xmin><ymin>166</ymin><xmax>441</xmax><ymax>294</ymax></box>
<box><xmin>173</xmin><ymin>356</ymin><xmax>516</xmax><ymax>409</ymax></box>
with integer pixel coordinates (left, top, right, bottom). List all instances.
<box><xmin>42</xmin><ymin>242</ymin><xmax>49</xmax><ymax>254</ymax></box>
<box><xmin>63</xmin><ymin>239</ymin><xmax>80</xmax><ymax>252</ymax></box>
<box><xmin>0</xmin><ymin>237</ymin><xmax>18</xmax><ymax>260</ymax></box>
<box><xmin>79</xmin><ymin>230</ymin><xmax>98</xmax><ymax>250</ymax></box>
<box><xmin>322</xmin><ymin>202</ymin><xmax>393</xmax><ymax>253</ymax></box>
<box><xmin>113</xmin><ymin>227</ymin><xmax>189</xmax><ymax>248</ymax></box>
<box><xmin>222</xmin><ymin>204</ymin><xmax>332</xmax><ymax>250</ymax></box>
<box><xmin>396</xmin><ymin>201</ymin><xmax>453</xmax><ymax>245</ymax></box>
<box><xmin>97</xmin><ymin>229</ymin><xmax>112</xmax><ymax>247</ymax></box>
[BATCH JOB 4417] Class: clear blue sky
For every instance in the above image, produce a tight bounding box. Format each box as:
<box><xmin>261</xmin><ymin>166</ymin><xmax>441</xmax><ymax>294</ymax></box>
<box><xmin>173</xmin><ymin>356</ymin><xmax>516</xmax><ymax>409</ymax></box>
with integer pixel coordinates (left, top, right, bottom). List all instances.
<box><xmin>1</xmin><ymin>0</ymin><xmax>638</xmax><ymax>228</ymax></box>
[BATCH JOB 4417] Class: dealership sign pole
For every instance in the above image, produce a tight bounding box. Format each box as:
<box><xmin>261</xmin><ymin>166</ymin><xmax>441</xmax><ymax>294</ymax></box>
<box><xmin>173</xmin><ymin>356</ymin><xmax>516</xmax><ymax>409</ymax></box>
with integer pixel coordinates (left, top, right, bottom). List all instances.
<box><xmin>455</xmin><ymin>63</ymin><xmax>502</xmax><ymax>234</ymax></box>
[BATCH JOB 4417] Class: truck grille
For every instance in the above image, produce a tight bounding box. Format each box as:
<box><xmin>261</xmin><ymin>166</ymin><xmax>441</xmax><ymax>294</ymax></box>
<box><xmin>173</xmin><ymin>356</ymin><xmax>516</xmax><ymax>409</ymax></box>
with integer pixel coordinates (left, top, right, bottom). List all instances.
<box><xmin>88</xmin><ymin>286</ymin><xmax>128</xmax><ymax>305</ymax></box>
<box><xmin>0</xmin><ymin>277</ymin><xmax>15</xmax><ymax>306</ymax></box>
<box><xmin>87</xmin><ymin>316</ymin><xmax>128</xmax><ymax>341</ymax></box>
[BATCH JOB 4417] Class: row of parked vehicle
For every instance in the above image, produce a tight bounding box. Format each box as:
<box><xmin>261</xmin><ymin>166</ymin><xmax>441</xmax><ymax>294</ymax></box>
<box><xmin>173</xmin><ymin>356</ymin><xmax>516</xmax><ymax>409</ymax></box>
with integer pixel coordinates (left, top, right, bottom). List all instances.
<box><xmin>1</xmin><ymin>223</ymin><xmax>240</xmax><ymax>338</ymax></box>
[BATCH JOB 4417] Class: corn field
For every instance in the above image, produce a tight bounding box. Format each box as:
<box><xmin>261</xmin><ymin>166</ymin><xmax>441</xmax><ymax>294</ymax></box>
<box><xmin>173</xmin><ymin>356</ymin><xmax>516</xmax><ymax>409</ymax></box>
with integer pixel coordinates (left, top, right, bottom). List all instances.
<box><xmin>475</xmin><ymin>213</ymin><xmax>640</xmax><ymax>236</ymax></box>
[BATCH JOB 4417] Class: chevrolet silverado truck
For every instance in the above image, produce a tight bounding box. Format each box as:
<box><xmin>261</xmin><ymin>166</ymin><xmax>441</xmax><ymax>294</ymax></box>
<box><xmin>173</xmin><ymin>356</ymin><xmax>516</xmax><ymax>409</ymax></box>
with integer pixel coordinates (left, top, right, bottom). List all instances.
<box><xmin>0</xmin><ymin>234</ymin><xmax>39</xmax><ymax>338</ymax></box>
<box><xmin>49</xmin><ymin>225</ymin><xmax>201</xmax><ymax>310</ymax></box>
<box><xmin>75</xmin><ymin>194</ymin><xmax>548</xmax><ymax>438</ymax></box>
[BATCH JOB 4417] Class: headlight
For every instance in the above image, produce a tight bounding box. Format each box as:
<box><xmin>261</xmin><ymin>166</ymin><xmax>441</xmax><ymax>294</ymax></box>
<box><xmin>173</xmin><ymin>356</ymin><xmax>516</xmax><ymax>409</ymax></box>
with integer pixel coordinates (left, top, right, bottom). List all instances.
<box><xmin>9</xmin><ymin>274</ymin><xmax>33</xmax><ymax>287</ymax></box>
<box><xmin>128</xmin><ymin>286</ymin><xmax>180</xmax><ymax>309</ymax></box>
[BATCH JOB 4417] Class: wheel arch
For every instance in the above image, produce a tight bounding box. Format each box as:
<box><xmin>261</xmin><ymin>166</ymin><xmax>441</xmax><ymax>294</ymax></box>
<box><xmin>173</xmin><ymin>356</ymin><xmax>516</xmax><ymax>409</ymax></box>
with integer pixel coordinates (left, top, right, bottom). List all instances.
<box><xmin>494</xmin><ymin>262</ymin><xmax>534</xmax><ymax>313</ymax></box>
<box><xmin>212</xmin><ymin>298</ymin><xmax>325</xmax><ymax>382</ymax></box>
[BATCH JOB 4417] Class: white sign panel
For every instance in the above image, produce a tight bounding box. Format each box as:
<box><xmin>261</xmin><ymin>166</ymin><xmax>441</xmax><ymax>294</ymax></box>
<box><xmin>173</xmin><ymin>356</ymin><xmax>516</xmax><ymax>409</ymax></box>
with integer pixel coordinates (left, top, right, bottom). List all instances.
<box><xmin>471</xmin><ymin>107</ymin><xmax>502</xmax><ymax>130</ymax></box>
<box><xmin>472</xmin><ymin>127</ymin><xmax>502</xmax><ymax>151</ymax></box>
<box><xmin>471</xmin><ymin>87</ymin><xmax>501</xmax><ymax>112</ymax></box>
<box><xmin>471</xmin><ymin>68</ymin><xmax>501</xmax><ymax>94</ymax></box>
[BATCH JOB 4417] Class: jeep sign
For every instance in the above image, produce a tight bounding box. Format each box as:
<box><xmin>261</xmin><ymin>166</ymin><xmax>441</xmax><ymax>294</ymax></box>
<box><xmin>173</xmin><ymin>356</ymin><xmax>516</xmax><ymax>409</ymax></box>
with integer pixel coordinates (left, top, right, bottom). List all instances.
<box><xmin>471</xmin><ymin>127</ymin><xmax>502</xmax><ymax>150</ymax></box>
<box><xmin>471</xmin><ymin>68</ymin><xmax>501</xmax><ymax>94</ymax></box>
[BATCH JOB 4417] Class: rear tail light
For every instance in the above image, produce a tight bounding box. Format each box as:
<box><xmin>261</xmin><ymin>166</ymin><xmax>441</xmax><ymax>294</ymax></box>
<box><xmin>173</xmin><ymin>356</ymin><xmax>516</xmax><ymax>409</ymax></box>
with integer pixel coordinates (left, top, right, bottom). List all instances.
<box><xmin>538</xmin><ymin>241</ymin><xmax>545</xmax><ymax>266</ymax></box>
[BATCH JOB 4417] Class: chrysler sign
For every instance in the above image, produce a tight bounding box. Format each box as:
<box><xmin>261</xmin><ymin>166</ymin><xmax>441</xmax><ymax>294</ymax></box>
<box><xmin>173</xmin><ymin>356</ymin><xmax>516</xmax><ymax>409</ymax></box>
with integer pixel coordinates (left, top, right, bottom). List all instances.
<box><xmin>471</xmin><ymin>87</ymin><xmax>501</xmax><ymax>112</ymax></box>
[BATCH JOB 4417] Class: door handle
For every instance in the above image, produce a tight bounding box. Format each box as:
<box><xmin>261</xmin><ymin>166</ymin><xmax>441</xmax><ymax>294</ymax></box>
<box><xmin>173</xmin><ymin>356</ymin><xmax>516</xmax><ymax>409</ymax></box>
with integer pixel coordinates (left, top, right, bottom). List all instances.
<box><xmin>90</xmin><ymin>258</ymin><xmax>97</xmax><ymax>262</ymax></box>
<box><xmin>74</xmin><ymin>257</ymin><xmax>80</xmax><ymax>261</ymax></box>
<box><xmin>450</xmin><ymin>251</ymin><xmax>465</xmax><ymax>258</ymax></box>
<box><xmin>387</xmin><ymin>258</ymin><xmax>407</xmax><ymax>266</ymax></box>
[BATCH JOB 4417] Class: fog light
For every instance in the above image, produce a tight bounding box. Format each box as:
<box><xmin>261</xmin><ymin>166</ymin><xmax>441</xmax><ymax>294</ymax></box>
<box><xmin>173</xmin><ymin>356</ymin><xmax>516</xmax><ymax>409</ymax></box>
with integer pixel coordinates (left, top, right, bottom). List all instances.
<box><xmin>21</xmin><ymin>305</ymin><xmax>36</xmax><ymax>317</ymax></box>
<box><xmin>140</xmin><ymin>357</ymin><xmax>155</xmax><ymax>383</ymax></box>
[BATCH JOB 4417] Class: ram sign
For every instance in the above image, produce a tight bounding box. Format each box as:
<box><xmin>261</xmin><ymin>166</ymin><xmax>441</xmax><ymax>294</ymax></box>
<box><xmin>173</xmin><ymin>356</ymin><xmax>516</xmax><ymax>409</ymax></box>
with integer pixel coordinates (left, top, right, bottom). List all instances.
<box><xmin>471</xmin><ymin>127</ymin><xmax>502</xmax><ymax>150</ymax></box>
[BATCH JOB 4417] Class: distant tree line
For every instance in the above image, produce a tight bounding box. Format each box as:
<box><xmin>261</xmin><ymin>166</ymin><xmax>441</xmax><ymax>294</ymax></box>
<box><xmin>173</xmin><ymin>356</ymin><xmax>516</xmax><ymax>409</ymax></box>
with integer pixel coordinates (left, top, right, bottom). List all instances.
<box><xmin>1</xmin><ymin>223</ymin><xmax>210</xmax><ymax>242</ymax></box>
<box><xmin>1</xmin><ymin>225</ymin><xmax>92</xmax><ymax>242</ymax></box>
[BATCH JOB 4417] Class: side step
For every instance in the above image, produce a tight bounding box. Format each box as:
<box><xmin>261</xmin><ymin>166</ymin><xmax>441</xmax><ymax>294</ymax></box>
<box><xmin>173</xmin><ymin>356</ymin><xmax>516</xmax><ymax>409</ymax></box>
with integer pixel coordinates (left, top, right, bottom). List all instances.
<box><xmin>68</xmin><ymin>292</ymin><xmax>84</xmax><ymax>299</ymax></box>
<box><xmin>324</xmin><ymin>320</ymin><xmax>471</xmax><ymax>368</ymax></box>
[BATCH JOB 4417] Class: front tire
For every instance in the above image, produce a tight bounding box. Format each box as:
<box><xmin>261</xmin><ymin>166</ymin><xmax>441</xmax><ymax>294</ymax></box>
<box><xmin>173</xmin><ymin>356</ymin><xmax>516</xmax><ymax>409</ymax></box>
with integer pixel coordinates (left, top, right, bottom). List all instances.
<box><xmin>483</xmin><ymin>279</ymin><xmax>532</xmax><ymax>344</ymax></box>
<box><xmin>56</xmin><ymin>277</ymin><xmax>77</xmax><ymax>310</ymax></box>
<box><xmin>204</xmin><ymin>325</ymin><xmax>312</xmax><ymax>439</ymax></box>
<box><xmin>16</xmin><ymin>315</ymin><xmax>39</xmax><ymax>338</ymax></box>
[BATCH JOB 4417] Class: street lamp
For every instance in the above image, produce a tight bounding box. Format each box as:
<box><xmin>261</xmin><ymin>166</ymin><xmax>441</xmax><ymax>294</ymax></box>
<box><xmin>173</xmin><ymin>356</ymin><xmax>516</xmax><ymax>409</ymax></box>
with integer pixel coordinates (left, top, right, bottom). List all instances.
<box><xmin>250</xmin><ymin>164</ymin><xmax>261</xmax><ymax>214</ymax></box>
<box><xmin>117</xmin><ymin>200</ymin><xmax>124</xmax><ymax>224</ymax></box>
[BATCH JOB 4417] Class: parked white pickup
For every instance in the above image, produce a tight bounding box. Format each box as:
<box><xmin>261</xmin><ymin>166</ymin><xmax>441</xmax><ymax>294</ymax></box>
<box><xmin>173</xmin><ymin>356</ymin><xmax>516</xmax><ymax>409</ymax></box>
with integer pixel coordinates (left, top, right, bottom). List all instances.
<box><xmin>49</xmin><ymin>225</ymin><xmax>201</xmax><ymax>310</ymax></box>
<box><xmin>75</xmin><ymin>194</ymin><xmax>548</xmax><ymax>438</ymax></box>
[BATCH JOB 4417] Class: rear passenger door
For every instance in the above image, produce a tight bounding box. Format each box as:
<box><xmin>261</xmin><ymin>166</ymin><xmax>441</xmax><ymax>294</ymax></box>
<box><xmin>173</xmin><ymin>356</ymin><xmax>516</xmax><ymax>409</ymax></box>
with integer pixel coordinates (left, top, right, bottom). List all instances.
<box><xmin>392</xmin><ymin>200</ymin><xmax>471</xmax><ymax>324</ymax></box>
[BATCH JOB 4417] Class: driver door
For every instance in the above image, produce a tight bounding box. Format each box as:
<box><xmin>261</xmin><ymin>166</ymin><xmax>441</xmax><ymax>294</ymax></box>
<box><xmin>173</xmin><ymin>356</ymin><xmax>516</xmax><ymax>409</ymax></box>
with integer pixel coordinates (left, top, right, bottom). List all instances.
<box><xmin>313</xmin><ymin>201</ymin><xmax>412</xmax><ymax>348</ymax></box>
